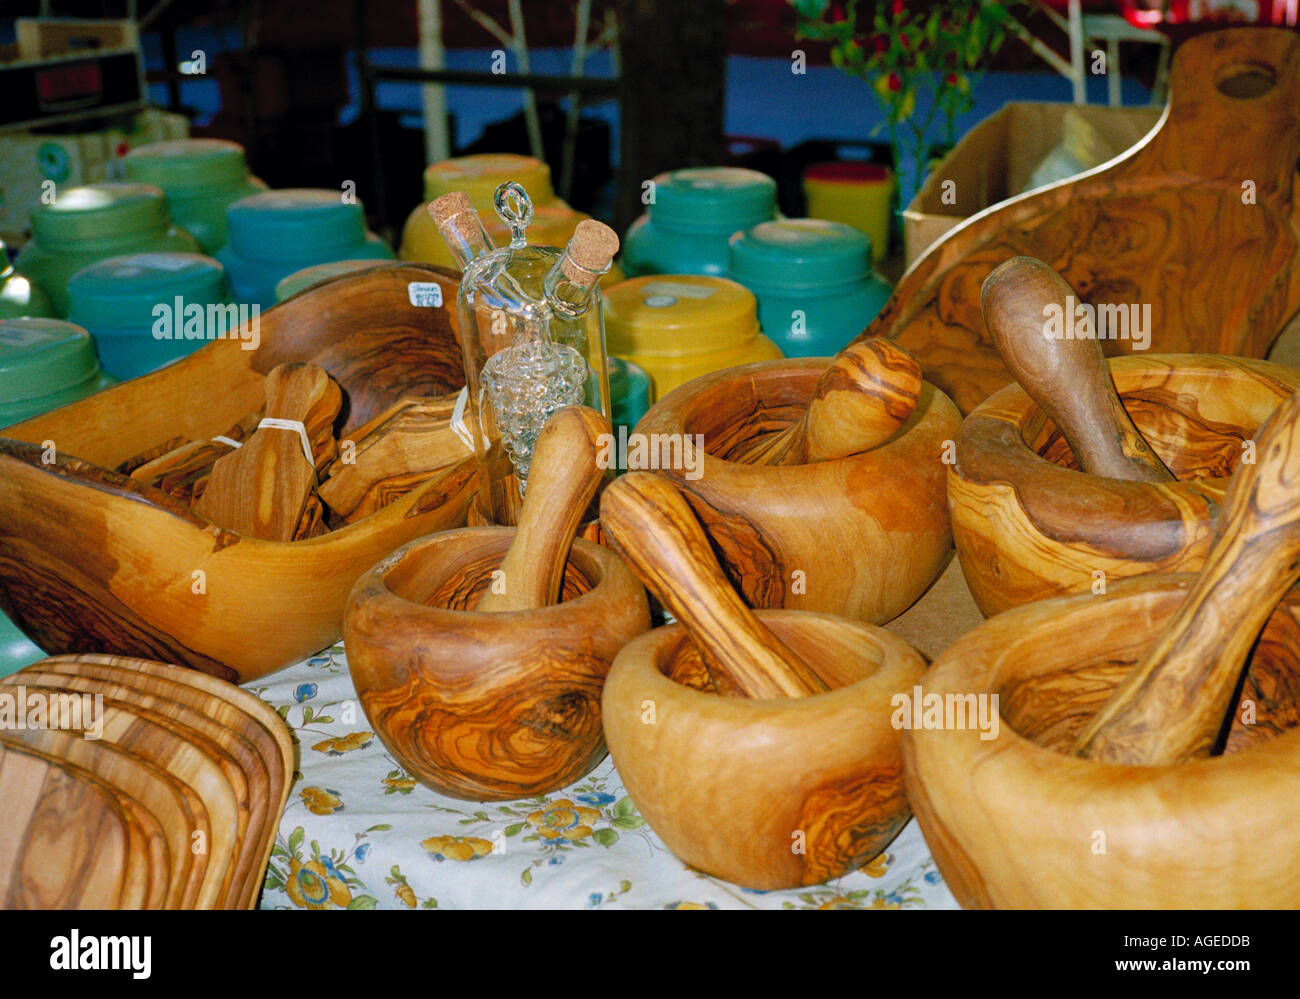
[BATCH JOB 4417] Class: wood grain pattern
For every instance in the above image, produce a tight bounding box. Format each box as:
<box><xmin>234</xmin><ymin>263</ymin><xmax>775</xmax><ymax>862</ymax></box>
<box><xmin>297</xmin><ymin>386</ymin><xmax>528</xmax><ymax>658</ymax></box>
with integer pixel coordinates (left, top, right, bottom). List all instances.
<box><xmin>130</xmin><ymin>411</ymin><xmax>262</xmax><ymax>503</ymax></box>
<box><xmin>950</xmin><ymin>354</ymin><xmax>1300</xmax><ymax>616</ymax></box>
<box><xmin>602</xmin><ymin>610</ymin><xmax>926</xmax><ymax>890</ymax></box>
<box><xmin>344</xmin><ymin>527</ymin><xmax>650</xmax><ymax>801</ymax></box>
<box><xmin>1072</xmin><ymin>389</ymin><xmax>1300</xmax><ymax>764</ymax></box>
<box><xmin>863</xmin><ymin>29</ymin><xmax>1300</xmax><ymax>414</ymax></box>
<box><xmin>634</xmin><ymin>358</ymin><xmax>960</xmax><ymax>625</ymax></box>
<box><xmin>475</xmin><ymin>407</ymin><xmax>611</xmax><ymax>613</ymax></box>
<box><xmin>0</xmin><ymin>264</ymin><xmax>475</xmax><ymax>683</ymax></box>
<box><xmin>982</xmin><ymin>256</ymin><xmax>1173</xmax><ymax>482</ymax></box>
<box><xmin>600</xmin><ymin>472</ymin><xmax>828</xmax><ymax>699</ymax></box>
<box><xmin>733</xmin><ymin>338</ymin><xmax>921</xmax><ymax>465</ymax></box>
<box><xmin>903</xmin><ymin>576</ymin><xmax>1300</xmax><ymax>908</ymax></box>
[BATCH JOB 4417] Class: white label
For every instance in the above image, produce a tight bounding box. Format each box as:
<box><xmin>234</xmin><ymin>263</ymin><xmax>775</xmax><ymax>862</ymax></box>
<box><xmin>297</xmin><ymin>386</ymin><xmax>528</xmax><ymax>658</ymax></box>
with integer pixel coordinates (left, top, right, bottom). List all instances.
<box><xmin>642</xmin><ymin>280</ymin><xmax>716</xmax><ymax>301</ymax></box>
<box><xmin>407</xmin><ymin>281</ymin><xmax>444</xmax><ymax>308</ymax></box>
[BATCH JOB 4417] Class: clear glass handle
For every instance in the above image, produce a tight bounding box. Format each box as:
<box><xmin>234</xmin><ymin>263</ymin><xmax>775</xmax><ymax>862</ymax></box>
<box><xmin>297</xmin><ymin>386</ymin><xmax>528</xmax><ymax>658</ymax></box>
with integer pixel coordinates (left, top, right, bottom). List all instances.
<box><xmin>494</xmin><ymin>182</ymin><xmax>533</xmax><ymax>249</ymax></box>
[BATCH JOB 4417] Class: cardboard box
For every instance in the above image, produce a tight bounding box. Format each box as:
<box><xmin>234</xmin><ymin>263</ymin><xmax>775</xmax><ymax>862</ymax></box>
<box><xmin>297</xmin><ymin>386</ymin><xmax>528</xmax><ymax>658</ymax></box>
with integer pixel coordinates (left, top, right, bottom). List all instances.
<box><xmin>0</xmin><ymin>108</ymin><xmax>189</xmax><ymax>241</ymax></box>
<box><xmin>902</xmin><ymin>102</ymin><xmax>1164</xmax><ymax>267</ymax></box>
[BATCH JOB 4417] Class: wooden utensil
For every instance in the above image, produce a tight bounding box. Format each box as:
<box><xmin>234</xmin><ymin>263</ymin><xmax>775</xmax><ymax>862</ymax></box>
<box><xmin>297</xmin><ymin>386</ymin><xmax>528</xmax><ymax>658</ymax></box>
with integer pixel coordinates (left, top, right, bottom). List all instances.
<box><xmin>1071</xmin><ymin>388</ymin><xmax>1300</xmax><ymax>764</ymax></box>
<box><xmin>318</xmin><ymin>394</ymin><xmax>471</xmax><ymax>524</ymax></box>
<box><xmin>865</xmin><ymin>28</ymin><xmax>1300</xmax><ymax>414</ymax></box>
<box><xmin>196</xmin><ymin>363</ymin><xmax>341</xmax><ymax>541</ymax></box>
<box><xmin>0</xmin><ymin>743</ymin><xmax>133</xmax><ymax>909</ymax></box>
<box><xmin>981</xmin><ymin>256</ymin><xmax>1174</xmax><ymax>482</ymax></box>
<box><xmin>474</xmin><ymin>406</ymin><xmax>611</xmax><ymax>612</ymax></box>
<box><xmin>130</xmin><ymin>411</ymin><xmax>262</xmax><ymax>502</ymax></box>
<box><xmin>733</xmin><ymin>338</ymin><xmax>922</xmax><ymax>465</ymax></box>
<box><xmin>599</xmin><ymin>472</ymin><xmax>829</xmax><ymax>699</ymax></box>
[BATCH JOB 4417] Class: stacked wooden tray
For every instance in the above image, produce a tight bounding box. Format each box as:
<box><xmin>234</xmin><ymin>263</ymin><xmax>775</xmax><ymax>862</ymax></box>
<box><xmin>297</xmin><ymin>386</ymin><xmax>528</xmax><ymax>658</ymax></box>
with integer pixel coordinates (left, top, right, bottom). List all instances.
<box><xmin>0</xmin><ymin>655</ymin><xmax>294</xmax><ymax>909</ymax></box>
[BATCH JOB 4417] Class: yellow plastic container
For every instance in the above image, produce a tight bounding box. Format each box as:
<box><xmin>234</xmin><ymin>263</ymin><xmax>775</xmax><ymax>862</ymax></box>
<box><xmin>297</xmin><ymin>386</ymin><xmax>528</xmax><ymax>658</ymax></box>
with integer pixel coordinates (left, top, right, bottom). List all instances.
<box><xmin>604</xmin><ymin>275</ymin><xmax>783</xmax><ymax>402</ymax></box>
<box><xmin>803</xmin><ymin>163</ymin><xmax>895</xmax><ymax>263</ymax></box>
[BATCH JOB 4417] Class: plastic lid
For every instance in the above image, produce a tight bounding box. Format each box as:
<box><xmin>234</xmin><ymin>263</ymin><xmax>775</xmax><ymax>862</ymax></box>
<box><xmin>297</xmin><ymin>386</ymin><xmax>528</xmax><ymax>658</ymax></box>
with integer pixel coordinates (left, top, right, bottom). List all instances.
<box><xmin>0</xmin><ymin>317</ymin><xmax>101</xmax><ymax>404</ymax></box>
<box><xmin>648</xmin><ymin>167</ymin><xmax>777</xmax><ymax>234</ymax></box>
<box><xmin>604</xmin><ymin>275</ymin><xmax>759</xmax><ymax>356</ymax></box>
<box><xmin>803</xmin><ymin>162</ymin><xmax>892</xmax><ymax>184</ymax></box>
<box><xmin>225</xmin><ymin>189</ymin><xmax>369</xmax><ymax>260</ymax></box>
<box><xmin>275</xmin><ymin>258</ymin><xmax>388</xmax><ymax>302</ymax></box>
<box><xmin>424</xmin><ymin>154</ymin><xmax>556</xmax><ymax>210</ymax></box>
<box><xmin>125</xmin><ymin>138</ymin><xmax>249</xmax><ymax>191</ymax></box>
<box><xmin>67</xmin><ymin>252</ymin><xmax>227</xmax><ymax>331</ymax></box>
<box><xmin>729</xmin><ymin>218</ymin><xmax>872</xmax><ymax>291</ymax></box>
<box><xmin>30</xmin><ymin>183</ymin><xmax>171</xmax><ymax>247</ymax></box>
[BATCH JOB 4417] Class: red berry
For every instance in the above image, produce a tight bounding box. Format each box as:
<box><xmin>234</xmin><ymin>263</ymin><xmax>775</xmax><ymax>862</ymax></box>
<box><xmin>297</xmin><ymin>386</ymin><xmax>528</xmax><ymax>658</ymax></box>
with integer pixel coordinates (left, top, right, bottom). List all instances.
<box><xmin>874</xmin><ymin>34</ymin><xmax>888</xmax><ymax>53</ymax></box>
<box><xmin>945</xmin><ymin>72</ymin><xmax>958</xmax><ymax>85</ymax></box>
<box><xmin>892</xmin><ymin>0</ymin><xmax>905</xmax><ymax>15</ymax></box>
<box><xmin>888</xmin><ymin>72</ymin><xmax>902</xmax><ymax>92</ymax></box>
<box><xmin>831</xmin><ymin>3</ymin><xmax>845</xmax><ymax>21</ymax></box>
<box><xmin>900</xmin><ymin>32</ymin><xmax>911</xmax><ymax>47</ymax></box>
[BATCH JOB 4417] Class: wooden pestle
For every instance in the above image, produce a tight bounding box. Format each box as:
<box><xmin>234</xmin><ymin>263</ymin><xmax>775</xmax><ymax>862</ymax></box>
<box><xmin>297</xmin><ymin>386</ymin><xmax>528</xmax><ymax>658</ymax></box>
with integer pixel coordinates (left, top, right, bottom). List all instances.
<box><xmin>195</xmin><ymin>363</ymin><xmax>341</xmax><ymax>541</ymax></box>
<box><xmin>600</xmin><ymin>471</ymin><xmax>829</xmax><ymax>699</ymax></box>
<box><xmin>1072</xmin><ymin>389</ymin><xmax>1300</xmax><ymax>765</ymax></box>
<box><xmin>474</xmin><ymin>406</ymin><xmax>611</xmax><ymax>613</ymax></box>
<box><xmin>982</xmin><ymin>256</ymin><xmax>1174</xmax><ymax>482</ymax></box>
<box><xmin>735</xmin><ymin>338</ymin><xmax>922</xmax><ymax>466</ymax></box>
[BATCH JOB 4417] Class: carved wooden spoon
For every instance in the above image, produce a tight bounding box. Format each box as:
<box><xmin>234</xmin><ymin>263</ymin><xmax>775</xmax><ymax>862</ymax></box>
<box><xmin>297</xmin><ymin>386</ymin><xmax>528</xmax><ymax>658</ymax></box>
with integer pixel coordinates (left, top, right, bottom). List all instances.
<box><xmin>600</xmin><ymin>471</ymin><xmax>829</xmax><ymax>699</ymax></box>
<box><xmin>474</xmin><ymin>406</ymin><xmax>611</xmax><ymax>612</ymax></box>
<box><xmin>982</xmin><ymin>255</ymin><xmax>1174</xmax><ymax>482</ymax></box>
<box><xmin>1072</xmin><ymin>388</ymin><xmax>1300</xmax><ymax>764</ymax></box>
<box><xmin>736</xmin><ymin>338</ymin><xmax>922</xmax><ymax>465</ymax></box>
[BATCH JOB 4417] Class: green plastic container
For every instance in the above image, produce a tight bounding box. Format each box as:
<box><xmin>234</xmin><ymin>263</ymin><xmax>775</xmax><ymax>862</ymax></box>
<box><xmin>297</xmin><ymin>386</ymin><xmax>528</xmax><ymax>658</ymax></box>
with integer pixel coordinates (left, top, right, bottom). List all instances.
<box><xmin>609</xmin><ymin>356</ymin><xmax>652</xmax><ymax>441</ymax></box>
<box><xmin>728</xmin><ymin>218</ymin><xmax>893</xmax><ymax>357</ymax></box>
<box><xmin>217</xmin><ymin>189</ymin><xmax>395</xmax><ymax>309</ymax></box>
<box><xmin>0</xmin><ymin>317</ymin><xmax>115</xmax><ymax>427</ymax></box>
<box><xmin>0</xmin><ymin>615</ymin><xmax>44</xmax><ymax>680</ymax></box>
<box><xmin>124</xmin><ymin>139</ymin><xmax>267</xmax><ymax>254</ymax></box>
<box><xmin>274</xmin><ymin>258</ymin><xmax>389</xmax><ymax>303</ymax></box>
<box><xmin>0</xmin><ymin>239</ymin><xmax>55</xmax><ymax>320</ymax></box>
<box><xmin>621</xmin><ymin>167</ymin><xmax>778</xmax><ymax>279</ymax></box>
<box><xmin>67</xmin><ymin>252</ymin><xmax>235</xmax><ymax>380</ymax></box>
<box><xmin>13</xmin><ymin>183</ymin><xmax>201</xmax><ymax>318</ymax></box>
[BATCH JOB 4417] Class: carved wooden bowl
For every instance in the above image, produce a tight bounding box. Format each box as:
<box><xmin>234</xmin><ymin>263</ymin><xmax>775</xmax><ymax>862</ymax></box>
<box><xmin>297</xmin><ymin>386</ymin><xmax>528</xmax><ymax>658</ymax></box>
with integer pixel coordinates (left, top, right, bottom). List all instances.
<box><xmin>633</xmin><ymin>358</ymin><xmax>962</xmax><ymax>624</ymax></box>
<box><xmin>950</xmin><ymin>354</ymin><xmax>1300</xmax><ymax>617</ymax></box>
<box><xmin>343</xmin><ymin>527</ymin><xmax>650</xmax><ymax>801</ymax></box>
<box><xmin>904</xmin><ymin>576</ymin><xmax>1300</xmax><ymax>909</ymax></box>
<box><xmin>602</xmin><ymin>610</ymin><xmax>926</xmax><ymax>889</ymax></box>
<box><xmin>0</xmin><ymin>264</ymin><xmax>474</xmax><ymax>683</ymax></box>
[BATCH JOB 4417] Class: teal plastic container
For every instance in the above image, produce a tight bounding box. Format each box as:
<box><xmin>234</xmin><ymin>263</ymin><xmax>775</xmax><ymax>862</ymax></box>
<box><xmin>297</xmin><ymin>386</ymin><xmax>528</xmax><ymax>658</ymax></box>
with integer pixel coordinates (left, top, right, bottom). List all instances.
<box><xmin>0</xmin><ymin>239</ymin><xmax>55</xmax><ymax>319</ymax></box>
<box><xmin>728</xmin><ymin>218</ymin><xmax>893</xmax><ymax>357</ymax></box>
<box><xmin>124</xmin><ymin>139</ymin><xmax>267</xmax><ymax>254</ymax></box>
<box><xmin>67</xmin><ymin>252</ymin><xmax>234</xmax><ymax>380</ymax></box>
<box><xmin>0</xmin><ymin>615</ymin><xmax>43</xmax><ymax>680</ymax></box>
<box><xmin>0</xmin><ymin>317</ymin><xmax>115</xmax><ymax>427</ymax></box>
<box><xmin>13</xmin><ymin>183</ymin><xmax>201</xmax><ymax>318</ymax></box>
<box><xmin>274</xmin><ymin>258</ymin><xmax>389</xmax><ymax>303</ymax></box>
<box><xmin>621</xmin><ymin>167</ymin><xmax>777</xmax><ymax>278</ymax></box>
<box><xmin>218</xmin><ymin>189</ymin><xmax>395</xmax><ymax>309</ymax></box>
<box><xmin>609</xmin><ymin>356</ymin><xmax>652</xmax><ymax>441</ymax></box>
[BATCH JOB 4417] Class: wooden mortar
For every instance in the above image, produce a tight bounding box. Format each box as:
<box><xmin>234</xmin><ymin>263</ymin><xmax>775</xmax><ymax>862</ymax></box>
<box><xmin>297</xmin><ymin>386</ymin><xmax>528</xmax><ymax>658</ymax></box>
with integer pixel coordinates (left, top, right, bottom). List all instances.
<box><xmin>343</xmin><ymin>527</ymin><xmax>649</xmax><ymax>801</ymax></box>
<box><xmin>949</xmin><ymin>353</ymin><xmax>1300</xmax><ymax>616</ymax></box>
<box><xmin>903</xmin><ymin>576</ymin><xmax>1300</xmax><ymax>909</ymax></box>
<box><xmin>633</xmin><ymin>357</ymin><xmax>961</xmax><ymax>624</ymax></box>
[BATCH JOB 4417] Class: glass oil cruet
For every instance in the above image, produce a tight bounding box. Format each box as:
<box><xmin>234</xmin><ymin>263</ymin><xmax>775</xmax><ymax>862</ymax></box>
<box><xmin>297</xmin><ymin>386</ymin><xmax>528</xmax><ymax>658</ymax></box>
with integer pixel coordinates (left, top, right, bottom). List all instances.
<box><xmin>429</xmin><ymin>181</ymin><xmax>618</xmax><ymax>525</ymax></box>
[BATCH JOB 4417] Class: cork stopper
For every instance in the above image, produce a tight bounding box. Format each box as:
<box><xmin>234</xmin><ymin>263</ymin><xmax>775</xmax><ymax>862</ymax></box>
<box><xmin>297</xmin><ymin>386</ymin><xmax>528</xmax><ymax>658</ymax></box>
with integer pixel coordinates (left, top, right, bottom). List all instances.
<box><xmin>561</xmin><ymin>219</ymin><xmax>620</xmax><ymax>287</ymax></box>
<box><xmin>428</xmin><ymin>190</ymin><xmax>494</xmax><ymax>266</ymax></box>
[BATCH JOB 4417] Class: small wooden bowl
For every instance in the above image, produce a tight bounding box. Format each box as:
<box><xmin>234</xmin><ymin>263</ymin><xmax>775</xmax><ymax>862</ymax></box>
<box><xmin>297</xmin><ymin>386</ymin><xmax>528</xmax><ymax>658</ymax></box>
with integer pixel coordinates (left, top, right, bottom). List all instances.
<box><xmin>634</xmin><ymin>358</ymin><xmax>961</xmax><ymax>624</ymax></box>
<box><xmin>344</xmin><ymin>527</ymin><xmax>650</xmax><ymax>801</ymax></box>
<box><xmin>603</xmin><ymin>610</ymin><xmax>926</xmax><ymax>889</ymax></box>
<box><xmin>950</xmin><ymin>354</ymin><xmax>1300</xmax><ymax>616</ymax></box>
<box><xmin>904</xmin><ymin>576</ymin><xmax>1300</xmax><ymax>909</ymax></box>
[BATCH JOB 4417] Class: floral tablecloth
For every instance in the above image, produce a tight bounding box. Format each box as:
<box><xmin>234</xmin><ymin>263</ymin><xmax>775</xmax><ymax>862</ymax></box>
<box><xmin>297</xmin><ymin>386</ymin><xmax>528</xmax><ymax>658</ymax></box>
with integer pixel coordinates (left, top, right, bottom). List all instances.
<box><xmin>249</xmin><ymin>641</ymin><xmax>960</xmax><ymax>911</ymax></box>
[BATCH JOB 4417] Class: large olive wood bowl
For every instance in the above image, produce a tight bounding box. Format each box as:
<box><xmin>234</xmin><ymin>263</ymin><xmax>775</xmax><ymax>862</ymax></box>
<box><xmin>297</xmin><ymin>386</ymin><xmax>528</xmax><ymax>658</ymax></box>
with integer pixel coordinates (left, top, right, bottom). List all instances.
<box><xmin>950</xmin><ymin>354</ymin><xmax>1300</xmax><ymax>617</ymax></box>
<box><xmin>633</xmin><ymin>358</ymin><xmax>961</xmax><ymax>624</ymax></box>
<box><xmin>904</xmin><ymin>575</ymin><xmax>1300</xmax><ymax>909</ymax></box>
<box><xmin>603</xmin><ymin>610</ymin><xmax>926</xmax><ymax>890</ymax></box>
<box><xmin>344</xmin><ymin>527</ymin><xmax>650</xmax><ymax>801</ymax></box>
<box><xmin>0</xmin><ymin>264</ymin><xmax>474</xmax><ymax>683</ymax></box>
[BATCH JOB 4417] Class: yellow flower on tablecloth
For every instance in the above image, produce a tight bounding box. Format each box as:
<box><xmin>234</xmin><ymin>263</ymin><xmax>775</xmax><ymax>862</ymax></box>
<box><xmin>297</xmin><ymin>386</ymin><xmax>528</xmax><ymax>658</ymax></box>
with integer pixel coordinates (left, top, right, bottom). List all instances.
<box><xmin>312</xmin><ymin>731</ymin><xmax>374</xmax><ymax>755</ymax></box>
<box><xmin>862</xmin><ymin>853</ymin><xmax>890</xmax><ymax>878</ymax></box>
<box><xmin>396</xmin><ymin>883</ymin><xmax>417</xmax><ymax>908</ymax></box>
<box><xmin>285</xmin><ymin>857</ymin><xmax>353</xmax><ymax>910</ymax></box>
<box><xmin>526</xmin><ymin>799</ymin><xmax>602</xmax><ymax>842</ymax></box>
<box><xmin>869</xmin><ymin>897</ymin><xmax>901</xmax><ymax>909</ymax></box>
<box><xmin>382</xmin><ymin>775</ymin><xmax>417</xmax><ymax>793</ymax></box>
<box><xmin>300</xmin><ymin>786</ymin><xmax>342</xmax><ymax>815</ymax></box>
<box><xmin>422</xmin><ymin>834</ymin><xmax>494</xmax><ymax>861</ymax></box>
<box><xmin>818</xmin><ymin>896</ymin><xmax>859</xmax><ymax>910</ymax></box>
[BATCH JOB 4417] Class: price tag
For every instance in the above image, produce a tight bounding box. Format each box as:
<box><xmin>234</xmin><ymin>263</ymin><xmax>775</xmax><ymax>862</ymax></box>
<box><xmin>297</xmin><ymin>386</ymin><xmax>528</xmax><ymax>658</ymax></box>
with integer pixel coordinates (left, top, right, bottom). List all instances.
<box><xmin>407</xmin><ymin>282</ymin><xmax>444</xmax><ymax>308</ymax></box>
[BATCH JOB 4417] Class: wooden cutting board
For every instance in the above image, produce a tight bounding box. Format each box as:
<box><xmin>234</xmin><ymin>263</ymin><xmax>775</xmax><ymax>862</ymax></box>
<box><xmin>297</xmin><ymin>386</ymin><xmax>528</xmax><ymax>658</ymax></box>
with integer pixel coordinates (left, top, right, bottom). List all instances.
<box><xmin>868</xmin><ymin>28</ymin><xmax>1300</xmax><ymax>413</ymax></box>
<box><xmin>13</xmin><ymin>668</ymin><xmax>270</xmax><ymax>910</ymax></box>
<box><xmin>0</xmin><ymin>743</ymin><xmax>133</xmax><ymax>909</ymax></box>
